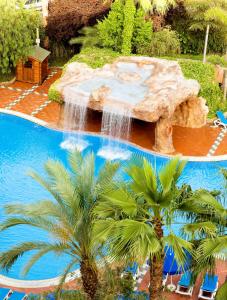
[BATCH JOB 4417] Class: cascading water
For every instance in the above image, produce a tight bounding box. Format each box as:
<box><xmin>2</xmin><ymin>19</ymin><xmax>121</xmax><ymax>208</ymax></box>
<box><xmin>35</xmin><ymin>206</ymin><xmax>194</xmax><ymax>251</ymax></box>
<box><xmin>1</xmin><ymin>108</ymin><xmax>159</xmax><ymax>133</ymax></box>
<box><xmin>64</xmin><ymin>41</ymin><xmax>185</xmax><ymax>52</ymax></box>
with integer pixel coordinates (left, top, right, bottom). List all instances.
<box><xmin>60</xmin><ymin>87</ymin><xmax>90</xmax><ymax>151</ymax></box>
<box><xmin>98</xmin><ymin>103</ymin><xmax>132</xmax><ymax>160</ymax></box>
<box><xmin>59</xmin><ymin>60</ymin><xmax>152</xmax><ymax>157</ymax></box>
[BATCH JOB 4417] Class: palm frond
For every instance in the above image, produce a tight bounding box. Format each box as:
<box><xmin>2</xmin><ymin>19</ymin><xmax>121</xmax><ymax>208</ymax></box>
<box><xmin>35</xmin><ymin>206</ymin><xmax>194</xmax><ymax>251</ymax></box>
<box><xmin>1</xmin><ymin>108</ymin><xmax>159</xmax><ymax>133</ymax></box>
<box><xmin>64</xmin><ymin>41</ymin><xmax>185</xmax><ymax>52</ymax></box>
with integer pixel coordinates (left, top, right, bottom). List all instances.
<box><xmin>0</xmin><ymin>242</ymin><xmax>57</xmax><ymax>271</ymax></box>
<box><xmin>181</xmin><ymin>222</ymin><xmax>218</xmax><ymax>239</ymax></box>
<box><xmin>164</xmin><ymin>233</ymin><xmax>193</xmax><ymax>272</ymax></box>
<box><xmin>23</xmin><ymin>243</ymin><xmax>72</xmax><ymax>276</ymax></box>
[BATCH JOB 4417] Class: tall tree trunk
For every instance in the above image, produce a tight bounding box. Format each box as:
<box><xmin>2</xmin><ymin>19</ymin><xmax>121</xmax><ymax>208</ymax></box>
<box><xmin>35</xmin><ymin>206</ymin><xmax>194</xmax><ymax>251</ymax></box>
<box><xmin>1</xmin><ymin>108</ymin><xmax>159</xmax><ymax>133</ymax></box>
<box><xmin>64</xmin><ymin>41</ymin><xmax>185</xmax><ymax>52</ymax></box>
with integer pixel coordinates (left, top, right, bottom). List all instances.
<box><xmin>203</xmin><ymin>24</ymin><xmax>210</xmax><ymax>64</ymax></box>
<box><xmin>121</xmin><ymin>0</ymin><xmax>136</xmax><ymax>55</ymax></box>
<box><xmin>80</xmin><ymin>257</ymin><xmax>99</xmax><ymax>300</ymax></box>
<box><xmin>149</xmin><ymin>216</ymin><xmax>164</xmax><ymax>300</ymax></box>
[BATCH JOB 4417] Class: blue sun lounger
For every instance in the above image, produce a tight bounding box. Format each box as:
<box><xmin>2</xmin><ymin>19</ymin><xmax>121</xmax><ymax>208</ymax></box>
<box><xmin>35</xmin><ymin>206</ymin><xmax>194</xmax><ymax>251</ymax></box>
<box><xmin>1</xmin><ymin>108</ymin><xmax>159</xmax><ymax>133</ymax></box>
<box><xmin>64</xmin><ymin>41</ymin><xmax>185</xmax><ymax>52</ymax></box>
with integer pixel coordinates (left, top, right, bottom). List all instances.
<box><xmin>198</xmin><ymin>274</ymin><xmax>219</xmax><ymax>300</ymax></box>
<box><xmin>175</xmin><ymin>271</ymin><xmax>194</xmax><ymax>296</ymax></box>
<box><xmin>214</xmin><ymin>111</ymin><xmax>227</xmax><ymax>130</ymax></box>
<box><xmin>6</xmin><ymin>291</ymin><xmax>27</xmax><ymax>300</ymax></box>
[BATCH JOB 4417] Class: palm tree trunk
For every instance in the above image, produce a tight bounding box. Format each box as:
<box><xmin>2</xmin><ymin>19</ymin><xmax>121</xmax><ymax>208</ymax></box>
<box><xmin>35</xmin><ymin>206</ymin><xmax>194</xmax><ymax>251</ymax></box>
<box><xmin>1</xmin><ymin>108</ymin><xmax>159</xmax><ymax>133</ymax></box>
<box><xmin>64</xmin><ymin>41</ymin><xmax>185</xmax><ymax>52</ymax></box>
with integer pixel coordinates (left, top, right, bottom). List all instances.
<box><xmin>149</xmin><ymin>216</ymin><xmax>164</xmax><ymax>300</ymax></box>
<box><xmin>80</xmin><ymin>257</ymin><xmax>99</xmax><ymax>300</ymax></box>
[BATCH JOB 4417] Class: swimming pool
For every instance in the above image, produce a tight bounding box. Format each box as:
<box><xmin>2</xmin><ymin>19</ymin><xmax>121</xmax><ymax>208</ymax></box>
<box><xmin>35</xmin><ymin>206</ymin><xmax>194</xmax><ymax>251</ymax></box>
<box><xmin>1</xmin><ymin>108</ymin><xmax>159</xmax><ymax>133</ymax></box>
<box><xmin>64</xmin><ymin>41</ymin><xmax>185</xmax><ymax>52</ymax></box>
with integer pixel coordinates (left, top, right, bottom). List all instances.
<box><xmin>0</xmin><ymin>113</ymin><xmax>226</xmax><ymax>280</ymax></box>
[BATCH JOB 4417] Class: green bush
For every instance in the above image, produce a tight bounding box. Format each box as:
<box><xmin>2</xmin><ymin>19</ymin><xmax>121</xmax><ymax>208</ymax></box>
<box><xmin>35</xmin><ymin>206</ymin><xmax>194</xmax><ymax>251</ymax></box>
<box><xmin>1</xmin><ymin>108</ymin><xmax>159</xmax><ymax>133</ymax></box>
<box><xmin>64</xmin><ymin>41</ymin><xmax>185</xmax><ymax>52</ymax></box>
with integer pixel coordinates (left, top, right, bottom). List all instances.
<box><xmin>0</xmin><ymin>0</ymin><xmax>41</xmax><ymax>73</ymax></box>
<box><xmin>48</xmin><ymin>79</ymin><xmax>63</xmax><ymax>103</ymax></box>
<box><xmin>121</xmin><ymin>0</ymin><xmax>136</xmax><ymax>55</ymax></box>
<box><xmin>97</xmin><ymin>0</ymin><xmax>152</xmax><ymax>54</ymax></box>
<box><xmin>139</xmin><ymin>28</ymin><xmax>181</xmax><ymax>56</ymax></box>
<box><xmin>179</xmin><ymin>60</ymin><xmax>227</xmax><ymax>118</ymax></box>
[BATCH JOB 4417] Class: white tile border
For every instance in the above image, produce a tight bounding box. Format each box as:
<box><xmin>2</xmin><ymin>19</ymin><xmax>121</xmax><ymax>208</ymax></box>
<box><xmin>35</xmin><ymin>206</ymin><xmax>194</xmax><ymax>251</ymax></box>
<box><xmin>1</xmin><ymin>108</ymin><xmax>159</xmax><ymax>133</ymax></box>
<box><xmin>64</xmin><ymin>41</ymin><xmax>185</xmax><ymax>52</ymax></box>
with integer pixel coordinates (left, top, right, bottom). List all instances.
<box><xmin>0</xmin><ymin>109</ymin><xmax>227</xmax><ymax>162</ymax></box>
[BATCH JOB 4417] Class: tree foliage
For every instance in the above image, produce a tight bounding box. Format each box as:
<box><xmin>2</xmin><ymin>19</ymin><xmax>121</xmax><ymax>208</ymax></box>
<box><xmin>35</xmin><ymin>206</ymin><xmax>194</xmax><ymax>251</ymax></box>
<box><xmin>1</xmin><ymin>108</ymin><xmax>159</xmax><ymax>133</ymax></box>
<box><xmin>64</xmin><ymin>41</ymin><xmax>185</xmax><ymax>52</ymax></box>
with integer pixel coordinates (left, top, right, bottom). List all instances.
<box><xmin>97</xmin><ymin>0</ymin><xmax>152</xmax><ymax>53</ymax></box>
<box><xmin>0</xmin><ymin>151</ymin><xmax>121</xmax><ymax>299</ymax></box>
<box><xmin>0</xmin><ymin>0</ymin><xmax>41</xmax><ymax>74</ymax></box>
<box><xmin>166</xmin><ymin>1</ymin><xmax>227</xmax><ymax>54</ymax></box>
<box><xmin>94</xmin><ymin>156</ymin><xmax>226</xmax><ymax>299</ymax></box>
<box><xmin>185</xmin><ymin>0</ymin><xmax>227</xmax><ymax>31</ymax></box>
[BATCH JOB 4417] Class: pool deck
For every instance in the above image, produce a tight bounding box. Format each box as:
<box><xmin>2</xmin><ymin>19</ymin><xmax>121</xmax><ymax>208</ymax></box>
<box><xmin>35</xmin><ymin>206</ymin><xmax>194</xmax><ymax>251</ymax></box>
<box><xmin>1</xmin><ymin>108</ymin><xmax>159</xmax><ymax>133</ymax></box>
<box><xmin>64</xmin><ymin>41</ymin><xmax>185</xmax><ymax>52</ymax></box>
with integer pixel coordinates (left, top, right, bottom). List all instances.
<box><xmin>0</xmin><ymin>68</ymin><xmax>227</xmax><ymax>297</ymax></box>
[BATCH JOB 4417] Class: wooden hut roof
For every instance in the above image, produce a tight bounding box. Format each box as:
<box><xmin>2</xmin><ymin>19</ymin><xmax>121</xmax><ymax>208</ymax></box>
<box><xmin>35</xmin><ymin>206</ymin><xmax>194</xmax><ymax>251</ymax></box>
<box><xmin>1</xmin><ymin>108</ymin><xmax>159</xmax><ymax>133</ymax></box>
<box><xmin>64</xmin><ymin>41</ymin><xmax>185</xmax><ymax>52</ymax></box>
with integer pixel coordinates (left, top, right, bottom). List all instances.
<box><xmin>28</xmin><ymin>46</ymin><xmax>51</xmax><ymax>62</ymax></box>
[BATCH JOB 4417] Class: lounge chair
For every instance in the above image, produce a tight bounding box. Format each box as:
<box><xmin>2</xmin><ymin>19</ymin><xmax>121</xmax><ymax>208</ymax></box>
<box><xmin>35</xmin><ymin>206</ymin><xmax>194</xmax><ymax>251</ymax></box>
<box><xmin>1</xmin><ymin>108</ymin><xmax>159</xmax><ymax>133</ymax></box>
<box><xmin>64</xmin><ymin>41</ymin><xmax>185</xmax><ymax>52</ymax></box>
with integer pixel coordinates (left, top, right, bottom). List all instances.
<box><xmin>213</xmin><ymin>111</ymin><xmax>227</xmax><ymax>130</ymax></box>
<box><xmin>10</xmin><ymin>291</ymin><xmax>27</xmax><ymax>300</ymax></box>
<box><xmin>175</xmin><ymin>271</ymin><xmax>194</xmax><ymax>296</ymax></box>
<box><xmin>198</xmin><ymin>274</ymin><xmax>219</xmax><ymax>300</ymax></box>
<box><xmin>3</xmin><ymin>289</ymin><xmax>13</xmax><ymax>300</ymax></box>
<box><xmin>162</xmin><ymin>273</ymin><xmax>168</xmax><ymax>287</ymax></box>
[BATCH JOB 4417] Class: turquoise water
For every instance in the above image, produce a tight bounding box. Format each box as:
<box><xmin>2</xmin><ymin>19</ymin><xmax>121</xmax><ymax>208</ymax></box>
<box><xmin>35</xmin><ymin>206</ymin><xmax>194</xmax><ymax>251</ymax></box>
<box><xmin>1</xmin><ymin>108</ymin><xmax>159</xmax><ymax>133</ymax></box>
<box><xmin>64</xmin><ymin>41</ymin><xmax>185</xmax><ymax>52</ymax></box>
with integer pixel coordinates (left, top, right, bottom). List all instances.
<box><xmin>0</xmin><ymin>113</ymin><xmax>226</xmax><ymax>280</ymax></box>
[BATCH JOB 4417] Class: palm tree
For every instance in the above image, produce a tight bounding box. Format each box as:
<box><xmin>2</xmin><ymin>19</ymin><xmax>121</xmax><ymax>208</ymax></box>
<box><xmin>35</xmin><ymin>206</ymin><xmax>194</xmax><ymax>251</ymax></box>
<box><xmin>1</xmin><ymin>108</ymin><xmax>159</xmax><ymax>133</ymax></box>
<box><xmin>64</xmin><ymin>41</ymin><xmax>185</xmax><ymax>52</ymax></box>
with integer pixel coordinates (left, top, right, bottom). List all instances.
<box><xmin>0</xmin><ymin>151</ymin><xmax>121</xmax><ymax>300</ymax></box>
<box><xmin>93</xmin><ymin>157</ymin><xmax>226</xmax><ymax>300</ymax></box>
<box><xmin>185</xmin><ymin>0</ymin><xmax>227</xmax><ymax>63</ymax></box>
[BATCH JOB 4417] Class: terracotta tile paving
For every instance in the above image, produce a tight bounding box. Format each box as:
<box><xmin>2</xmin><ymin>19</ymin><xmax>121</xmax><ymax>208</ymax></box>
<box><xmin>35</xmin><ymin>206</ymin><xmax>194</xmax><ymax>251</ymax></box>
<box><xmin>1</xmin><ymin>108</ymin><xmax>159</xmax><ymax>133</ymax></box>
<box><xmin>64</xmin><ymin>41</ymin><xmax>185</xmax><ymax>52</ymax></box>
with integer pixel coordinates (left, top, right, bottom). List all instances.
<box><xmin>10</xmin><ymin>81</ymin><xmax>34</xmax><ymax>90</ymax></box>
<box><xmin>35</xmin><ymin>101</ymin><xmax>61</xmax><ymax>124</ymax></box>
<box><xmin>11</xmin><ymin>94</ymin><xmax>48</xmax><ymax>115</ymax></box>
<box><xmin>0</xmin><ymin>89</ymin><xmax>21</xmax><ymax>107</ymax></box>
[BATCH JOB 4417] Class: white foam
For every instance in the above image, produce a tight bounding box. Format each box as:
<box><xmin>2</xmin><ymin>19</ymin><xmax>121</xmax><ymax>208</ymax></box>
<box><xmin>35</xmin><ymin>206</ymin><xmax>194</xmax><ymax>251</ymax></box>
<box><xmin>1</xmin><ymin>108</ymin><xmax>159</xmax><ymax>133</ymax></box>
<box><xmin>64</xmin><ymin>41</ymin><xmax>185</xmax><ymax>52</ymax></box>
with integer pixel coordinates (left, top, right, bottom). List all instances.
<box><xmin>60</xmin><ymin>137</ymin><xmax>89</xmax><ymax>152</ymax></box>
<box><xmin>98</xmin><ymin>146</ymin><xmax>131</xmax><ymax>161</ymax></box>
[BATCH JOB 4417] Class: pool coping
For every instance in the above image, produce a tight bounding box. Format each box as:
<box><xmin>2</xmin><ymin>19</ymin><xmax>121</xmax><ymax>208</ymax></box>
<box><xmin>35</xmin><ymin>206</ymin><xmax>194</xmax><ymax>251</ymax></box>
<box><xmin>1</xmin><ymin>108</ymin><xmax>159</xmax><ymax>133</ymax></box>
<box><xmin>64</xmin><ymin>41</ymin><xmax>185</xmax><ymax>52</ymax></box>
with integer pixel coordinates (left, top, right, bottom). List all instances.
<box><xmin>1</xmin><ymin>108</ymin><xmax>227</xmax><ymax>162</ymax></box>
<box><xmin>0</xmin><ymin>270</ymin><xmax>80</xmax><ymax>289</ymax></box>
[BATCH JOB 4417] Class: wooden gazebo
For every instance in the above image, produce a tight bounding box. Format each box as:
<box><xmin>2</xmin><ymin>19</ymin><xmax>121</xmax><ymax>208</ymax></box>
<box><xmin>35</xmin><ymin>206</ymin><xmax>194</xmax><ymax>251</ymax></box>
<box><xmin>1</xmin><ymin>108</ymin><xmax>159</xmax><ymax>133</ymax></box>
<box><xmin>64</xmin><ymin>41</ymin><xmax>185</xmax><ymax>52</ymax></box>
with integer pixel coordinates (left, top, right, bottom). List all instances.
<box><xmin>16</xmin><ymin>45</ymin><xmax>51</xmax><ymax>85</ymax></box>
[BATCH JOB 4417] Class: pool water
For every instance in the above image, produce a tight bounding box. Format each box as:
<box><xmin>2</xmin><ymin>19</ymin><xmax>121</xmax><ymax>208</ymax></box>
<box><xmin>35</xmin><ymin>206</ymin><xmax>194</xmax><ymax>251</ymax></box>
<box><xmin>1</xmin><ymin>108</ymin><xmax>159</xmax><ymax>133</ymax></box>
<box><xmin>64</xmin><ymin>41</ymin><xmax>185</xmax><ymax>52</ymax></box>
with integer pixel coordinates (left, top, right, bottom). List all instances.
<box><xmin>0</xmin><ymin>113</ymin><xmax>226</xmax><ymax>280</ymax></box>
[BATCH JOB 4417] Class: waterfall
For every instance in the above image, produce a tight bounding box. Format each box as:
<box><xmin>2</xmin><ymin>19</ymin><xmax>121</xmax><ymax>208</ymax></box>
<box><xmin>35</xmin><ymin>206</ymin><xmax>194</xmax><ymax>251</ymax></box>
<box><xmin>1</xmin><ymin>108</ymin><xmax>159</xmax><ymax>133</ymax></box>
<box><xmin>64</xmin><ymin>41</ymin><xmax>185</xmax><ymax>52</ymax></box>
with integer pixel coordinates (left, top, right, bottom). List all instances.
<box><xmin>98</xmin><ymin>103</ymin><xmax>132</xmax><ymax>160</ymax></box>
<box><xmin>60</xmin><ymin>87</ymin><xmax>90</xmax><ymax>152</ymax></box>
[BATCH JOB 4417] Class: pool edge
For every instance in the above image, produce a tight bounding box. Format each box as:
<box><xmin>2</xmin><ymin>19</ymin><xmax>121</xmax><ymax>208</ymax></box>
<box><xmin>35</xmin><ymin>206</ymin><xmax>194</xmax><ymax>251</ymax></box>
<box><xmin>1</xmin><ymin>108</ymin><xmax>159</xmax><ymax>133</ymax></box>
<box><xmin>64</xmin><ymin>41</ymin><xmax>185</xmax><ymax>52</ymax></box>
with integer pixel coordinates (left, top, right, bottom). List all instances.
<box><xmin>1</xmin><ymin>108</ymin><xmax>227</xmax><ymax>162</ymax></box>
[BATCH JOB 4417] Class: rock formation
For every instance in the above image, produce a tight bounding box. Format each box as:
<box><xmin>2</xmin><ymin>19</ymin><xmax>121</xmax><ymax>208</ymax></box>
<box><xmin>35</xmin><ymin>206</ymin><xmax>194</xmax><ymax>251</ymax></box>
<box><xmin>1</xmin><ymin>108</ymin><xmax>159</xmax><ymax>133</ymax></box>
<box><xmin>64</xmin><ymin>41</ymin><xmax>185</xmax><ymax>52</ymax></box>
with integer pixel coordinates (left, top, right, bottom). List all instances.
<box><xmin>56</xmin><ymin>56</ymin><xmax>208</xmax><ymax>154</ymax></box>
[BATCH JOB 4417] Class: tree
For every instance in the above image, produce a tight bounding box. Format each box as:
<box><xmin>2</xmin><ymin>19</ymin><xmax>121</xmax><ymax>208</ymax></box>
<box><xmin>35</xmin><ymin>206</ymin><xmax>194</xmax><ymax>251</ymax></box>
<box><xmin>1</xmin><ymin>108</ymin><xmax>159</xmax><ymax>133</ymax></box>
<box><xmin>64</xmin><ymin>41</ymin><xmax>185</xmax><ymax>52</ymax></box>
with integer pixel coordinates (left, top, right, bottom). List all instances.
<box><xmin>185</xmin><ymin>0</ymin><xmax>227</xmax><ymax>63</ymax></box>
<box><xmin>93</xmin><ymin>157</ymin><xmax>226</xmax><ymax>300</ymax></box>
<box><xmin>98</xmin><ymin>0</ymin><xmax>152</xmax><ymax>54</ymax></box>
<box><xmin>0</xmin><ymin>152</ymin><xmax>121</xmax><ymax>300</ymax></box>
<box><xmin>0</xmin><ymin>0</ymin><xmax>41</xmax><ymax>74</ymax></box>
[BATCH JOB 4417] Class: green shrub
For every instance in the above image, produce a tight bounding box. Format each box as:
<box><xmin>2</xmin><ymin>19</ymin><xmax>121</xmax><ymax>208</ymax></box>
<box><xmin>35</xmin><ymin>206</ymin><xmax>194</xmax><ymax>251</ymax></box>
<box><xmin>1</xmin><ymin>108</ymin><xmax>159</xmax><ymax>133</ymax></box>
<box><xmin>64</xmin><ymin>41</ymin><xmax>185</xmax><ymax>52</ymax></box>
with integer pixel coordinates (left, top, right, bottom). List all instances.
<box><xmin>0</xmin><ymin>0</ymin><xmax>41</xmax><ymax>74</ymax></box>
<box><xmin>97</xmin><ymin>0</ymin><xmax>152</xmax><ymax>54</ymax></box>
<box><xmin>121</xmin><ymin>0</ymin><xmax>136</xmax><ymax>54</ymax></box>
<box><xmin>140</xmin><ymin>28</ymin><xmax>181</xmax><ymax>56</ymax></box>
<box><xmin>48</xmin><ymin>80</ymin><xmax>63</xmax><ymax>103</ymax></box>
<box><xmin>179</xmin><ymin>60</ymin><xmax>227</xmax><ymax>118</ymax></box>
<box><xmin>132</xmin><ymin>9</ymin><xmax>153</xmax><ymax>53</ymax></box>
<box><xmin>97</xmin><ymin>0</ymin><xmax>124</xmax><ymax>52</ymax></box>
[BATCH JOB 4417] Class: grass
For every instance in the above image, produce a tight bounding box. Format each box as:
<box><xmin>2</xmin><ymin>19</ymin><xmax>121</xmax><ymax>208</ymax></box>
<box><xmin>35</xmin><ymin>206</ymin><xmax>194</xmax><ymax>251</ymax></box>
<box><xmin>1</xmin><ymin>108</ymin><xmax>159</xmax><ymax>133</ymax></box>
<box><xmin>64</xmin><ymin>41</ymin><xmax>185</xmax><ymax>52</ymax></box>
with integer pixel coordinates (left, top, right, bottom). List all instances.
<box><xmin>49</xmin><ymin>47</ymin><xmax>227</xmax><ymax>117</ymax></box>
<box><xmin>160</xmin><ymin>54</ymin><xmax>227</xmax><ymax>68</ymax></box>
<box><xmin>179</xmin><ymin>60</ymin><xmax>227</xmax><ymax>118</ymax></box>
<box><xmin>66</xmin><ymin>47</ymin><xmax>120</xmax><ymax>69</ymax></box>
